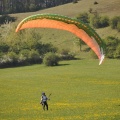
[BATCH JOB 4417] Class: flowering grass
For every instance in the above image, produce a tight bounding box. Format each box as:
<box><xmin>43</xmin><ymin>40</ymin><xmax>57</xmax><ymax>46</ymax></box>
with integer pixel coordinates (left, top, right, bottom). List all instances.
<box><xmin>0</xmin><ymin>59</ymin><xmax>120</xmax><ymax>120</ymax></box>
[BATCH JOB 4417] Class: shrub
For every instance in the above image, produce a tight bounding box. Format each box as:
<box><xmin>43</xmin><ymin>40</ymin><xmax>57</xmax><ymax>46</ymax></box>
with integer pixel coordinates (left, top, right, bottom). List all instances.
<box><xmin>90</xmin><ymin>14</ymin><xmax>109</xmax><ymax>28</ymax></box>
<box><xmin>18</xmin><ymin>54</ymin><xmax>28</xmax><ymax>66</ymax></box>
<box><xmin>76</xmin><ymin>12</ymin><xmax>89</xmax><ymax>23</ymax></box>
<box><xmin>7</xmin><ymin>52</ymin><xmax>18</xmax><ymax>65</ymax></box>
<box><xmin>0</xmin><ymin>52</ymin><xmax>3</xmax><ymax>57</ymax></box>
<box><xmin>94</xmin><ymin>1</ymin><xmax>98</xmax><ymax>5</ymax></box>
<box><xmin>104</xmin><ymin>36</ymin><xmax>120</xmax><ymax>58</ymax></box>
<box><xmin>100</xmin><ymin>16</ymin><xmax>109</xmax><ymax>27</ymax></box>
<box><xmin>59</xmin><ymin>49</ymin><xmax>76</xmax><ymax>60</ymax></box>
<box><xmin>90</xmin><ymin>14</ymin><xmax>100</xmax><ymax>28</ymax></box>
<box><xmin>38</xmin><ymin>43</ymin><xmax>57</xmax><ymax>56</ymax></box>
<box><xmin>117</xmin><ymin>21</ymin><xmax>120</xmax><ymax>32</ymax></box>
<box><xmin>114</xmin><ymin>44</ymin><xmax>120</xmax><ymax>59</ymax></box>
<box><xmin>0</xmin><ymin>55</ymin><xmax>11</xmax><ymax>68</ymax></box>
<box><xmin>18</xmin><ymin>49</ymin><xmax>30</xmax><ymax>65</ymax></box>
<box><xmin>43</xmin><ymin>52</ymin><xmax>59</xmax><ymax>66</ymax></box>
<box><xmin>0</xmin><ymin>42</ymin><xmax>9</xmax><ymax>52</ymax></box>
<box><xmin>60</xmin><ymin>49</ymin><xmax>69</xmax><ymax>56</ymax></box>
<box><xmin>73</xmin><ymin>0</ymin><xmax>78</xmax><ymax>4</ymax></box>
<box><xmin>29</xmin><ymin>50</ymin><xmax>42</xmax><ymax>64</ymax></box>
<box><xmin>110</xmin><ymin>16</ymin><xmax>120</xmax><ymax>29</ymax></box>
<box><xmin>0</xmin><ymin>52</ymin><xmax>18</xmax><ymax>68</ymax></box>
<box><xmin>0</xmin><ymin>15</ymin><xmax>16</xmax><ymax>24</ymax></box>
<box><xmin>19</xmin><ymin>49</ymin><xmax>30</xmax><ymax>60</ymax></box>
<box><xmin>89</xmin><ymin>8</ymin><xmax>93</xmax><ymax>13</ymax></box>
<box><xmin>18</xmin><ymin>50</ymin><xmax>42</xmax><ymax>65</ymax></box>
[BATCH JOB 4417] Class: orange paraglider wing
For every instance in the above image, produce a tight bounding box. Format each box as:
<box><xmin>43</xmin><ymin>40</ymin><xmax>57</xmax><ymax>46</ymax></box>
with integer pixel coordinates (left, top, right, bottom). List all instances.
<box><xmin>16</xmin><ymin>14</ymin><xmax>105</xmax><ymax>65</ymax></box>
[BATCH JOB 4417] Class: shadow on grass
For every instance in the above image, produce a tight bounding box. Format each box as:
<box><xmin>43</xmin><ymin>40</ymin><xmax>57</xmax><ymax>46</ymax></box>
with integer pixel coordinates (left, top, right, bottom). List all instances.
<box><xmin>58</xmin><ymin>63</ymin><xmax>70</xmax><ymax>66</ymax></box>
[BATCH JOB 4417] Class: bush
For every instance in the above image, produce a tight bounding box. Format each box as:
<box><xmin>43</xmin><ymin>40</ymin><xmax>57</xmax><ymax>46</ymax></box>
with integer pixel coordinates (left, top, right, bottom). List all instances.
<box><xmin>43</xmin><ymin>52</ymin><xmax>59</xmax><ymax>66</ymax></box>
<box><xmin>90</xmin><ymin>14</ymin><xmax>109</xmax><ymax>28</ymax></box>
<box><xmin>7</xmin><ymin>52</ymin><xmax>18</xmax><ymax>66</ymax></box>
<box><xmin>29</xmin><ymin>50</ymin><xmax>42</xmax><ymax>64</ymax></box>
<box><xmin>38</xmin><ymin>43</ymin><xmax>57</xmax><ymax>56</ymax></box>
<box><xmin>18</xmin><ymin>54</ymin><xmax>28</xmax><ymax>66</ymax></box>
<box><xmin>114</xmin><ymin>44</ymin><xmax>120</xmax><ymax>59</ymax></box>
<box><xmin>110</xmin><ymin>16</ymin><xmax>120</xmax><ymax>29</ymax></box>
<box><xmin>90</xmin><ymin>13</ymin><xmax>100</xmax><ymax>28</ymax></box>
<box><xmin>0</xmin><ymin>52</ymin><xmax>3</xmax><ymax>57</ymax></box>
<box><xmin>59</xmin><ymin>49</ymin><xmax>76</xmax><ymax>60</ymax></box>
<box><xmin>117</xmin><ymin>21</ymin><xmax>120</xmax><ymax>32</ymax></box>
<box><xmin>19</xmin><ymin>49</ymin><xmax>30</xmax><ymax>60</ymax></box>
<box><xmin>18</xmin><ymin>49</ymin><xmax>30</xmax><ymax>65</ymax></box>
<box><xmin>0</xmin><ymin>42</ymin><xmax>9</xmax><ymax>52</ymax></box>
<box><xmin>100</xmin><ymin>16</ymin><xmax>109</xmax><ymax>27</ymax></box>
<box><xmin>0</xmin><ymin>15</ymin><xmax>16</xmax><ymax>24</ymax></box>
<box><xmin>0</xmin><ymin>55</ymin><xmax>11</xmax><ymax>68</ymax></box>
<box><xmin>89</xmin><ymin>8</ymin><xmax>93</xmax><ymax>13</ymax></box>
<box><xmin>73</xmin><ymin>0</ymin><xmax>78</xmax><ymax>4</ymax></box>
<box><xmin>104</xmin><ymin>36</ymin><xmax>120</xmax><ymax>58</ymax></box>
<box><xmin>94</xmin><ymin>1</ymin><xmax>98</xmax><ymax>5</ymax></box>
<box><xmin>0</xmin><ymin>52</ymin><xmax>18</xmax><ymax>68</ymax></box>
<box><xmin>76</xmin><ymin>12</ymin><xmax>89</xmax><ymax>23</ymax></box>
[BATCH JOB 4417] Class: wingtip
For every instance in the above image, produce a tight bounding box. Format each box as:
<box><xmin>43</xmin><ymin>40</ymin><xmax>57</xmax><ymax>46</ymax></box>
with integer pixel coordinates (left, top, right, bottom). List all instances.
<box><xmin>99</xmin><ymin>54</ymin><xmax>105</xmax><ymax>65</ymax></box>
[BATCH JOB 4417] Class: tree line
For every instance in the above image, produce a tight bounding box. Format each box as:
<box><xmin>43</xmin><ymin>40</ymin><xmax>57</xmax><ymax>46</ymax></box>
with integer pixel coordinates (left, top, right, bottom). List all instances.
<box><xmin>0</xmin><ymin>0</ymin><xmax>73</xmax><ymax>14</ymax></box>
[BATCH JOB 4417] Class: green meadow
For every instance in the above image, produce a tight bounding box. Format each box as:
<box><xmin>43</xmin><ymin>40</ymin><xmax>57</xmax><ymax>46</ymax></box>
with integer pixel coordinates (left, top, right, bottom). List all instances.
<box><xmin>1</xmin><ymin>0</ymin><xmax>120</xmax><ymax>119</ymax></box>
<box><xmin>0</xmin><ymin>59</ymin><xmax>120</xmax><ymax>120</ymax></box>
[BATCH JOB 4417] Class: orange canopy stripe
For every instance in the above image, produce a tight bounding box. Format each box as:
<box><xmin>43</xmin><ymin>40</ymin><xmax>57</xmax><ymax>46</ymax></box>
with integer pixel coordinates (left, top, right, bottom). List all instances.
<box><xmin>16</xmin><ymin>19</ymin><xmax>101</xmax><ymax>60</ymax></box>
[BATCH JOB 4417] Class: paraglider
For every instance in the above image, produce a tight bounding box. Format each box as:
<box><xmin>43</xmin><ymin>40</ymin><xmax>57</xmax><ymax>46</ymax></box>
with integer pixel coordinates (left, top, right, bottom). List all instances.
<box><xmin>15</xmin><ymin>13</ymin><xmax>105</xmax><ymax>65</ymax></box>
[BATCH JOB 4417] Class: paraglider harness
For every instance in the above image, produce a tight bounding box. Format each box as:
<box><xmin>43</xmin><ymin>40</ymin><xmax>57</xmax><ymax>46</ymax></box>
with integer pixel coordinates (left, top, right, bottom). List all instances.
<box><xmin>40</xmin><ymin>93</ymin><xmax>51</xmax><ymax>106</ymax></box>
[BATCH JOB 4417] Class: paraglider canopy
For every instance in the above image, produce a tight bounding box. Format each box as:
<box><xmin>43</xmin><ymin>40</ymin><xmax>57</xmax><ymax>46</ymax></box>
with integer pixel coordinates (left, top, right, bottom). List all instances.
<box><xmin>15</xmin><ymin>13</ymin><xmax>105</xmax><ymax>65</ymax></box>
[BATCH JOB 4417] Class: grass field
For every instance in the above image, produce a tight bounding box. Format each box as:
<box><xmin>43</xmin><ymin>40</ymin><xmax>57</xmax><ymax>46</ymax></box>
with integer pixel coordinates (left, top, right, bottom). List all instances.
<box><xmin>0</xmin><ymin>59</ymin><xmax>120</xmax><ymax>120</ymax></box>
<box><xmin>1</xmin><ymin>0</ymin><xmax>120</xmax><ymax>119</ymax></box>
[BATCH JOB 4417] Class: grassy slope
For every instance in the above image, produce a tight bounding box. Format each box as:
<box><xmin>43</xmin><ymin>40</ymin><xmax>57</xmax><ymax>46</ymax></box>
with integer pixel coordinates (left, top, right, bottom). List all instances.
<box><xmin>0</xmin><ymin>59</ymin><xmax>120</xmax><ymax>120</ymax></box>
<box><xmin>11</xmin><ymin>0</ymin><xmax>120</xmax><ymax>38</ymax></box>
<box><xmin>9</xmin><ymin>0</ymin><xmax>120</xmax><ymax>57</ymax></box>
<box><xmin>11</xmin><ymin>0</ymin><xmax>120</xmax><ymax>20</ymax></box>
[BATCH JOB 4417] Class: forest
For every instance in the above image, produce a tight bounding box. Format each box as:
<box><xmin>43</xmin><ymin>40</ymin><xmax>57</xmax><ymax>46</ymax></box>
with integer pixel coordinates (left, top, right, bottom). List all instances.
<box><xmin>0</xmin><ymin>0</ymin><xmax>73</xmax><ymax>14</ymax></box>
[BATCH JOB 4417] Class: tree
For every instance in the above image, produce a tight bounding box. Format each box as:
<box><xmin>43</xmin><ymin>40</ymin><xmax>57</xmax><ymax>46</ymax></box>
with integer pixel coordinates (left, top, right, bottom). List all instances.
<box><xmin>104</xmin><ymin>36</ymin><xmax>119</xmax><ymax>58</ymax></box>
<box><xmin>74</xmin><ymin>38</ymin><xmax>86</xmax><ymax>51</ymax></box>
<box><xmin>0</xmin><ymin>0</ymin><xmax>74</xmax><ymax>14</ymax></box>
<box><xmin>29</xmin><ymin>3</ymin><xmax>36</xmax><ymax>11</ymax></box>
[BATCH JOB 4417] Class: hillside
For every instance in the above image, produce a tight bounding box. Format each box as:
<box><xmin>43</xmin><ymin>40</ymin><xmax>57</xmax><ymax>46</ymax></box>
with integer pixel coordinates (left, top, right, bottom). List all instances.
<box><xmin>1</xmin><ymin>0</ymin><xmax>119</xmax><ymax>59</ymax></box>
<box><xmin>11</xmin><ymin>0</ymin><xmax>120</xmax><ymax>21</ymax></box>
<box><xmin>10</xmin><ymin>0</ymin><xmax>120</xmax><ymax>38</ymax></box>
